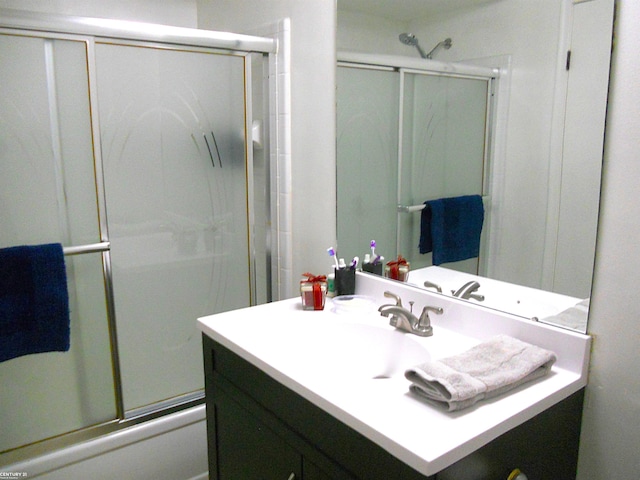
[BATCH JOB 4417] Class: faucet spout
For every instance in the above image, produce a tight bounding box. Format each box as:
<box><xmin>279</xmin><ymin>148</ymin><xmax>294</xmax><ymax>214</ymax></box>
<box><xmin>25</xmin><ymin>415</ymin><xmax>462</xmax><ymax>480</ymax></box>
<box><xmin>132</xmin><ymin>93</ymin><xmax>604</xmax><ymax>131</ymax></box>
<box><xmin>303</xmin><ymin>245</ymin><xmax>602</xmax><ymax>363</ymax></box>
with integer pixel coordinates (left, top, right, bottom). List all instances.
<box><xmin>452</xmin><ymin>280</ymin><xmax>484</xmax><ymax>301</ymax></box>
<box><xmin>378</xmin><ymin>305</ymin><xmax>415</xmax><ymax>332</ymax></box>
<box><xmin>378</xmin><ymin>304</ymin><xmax>441</xmax><ymax>337</ymax></box>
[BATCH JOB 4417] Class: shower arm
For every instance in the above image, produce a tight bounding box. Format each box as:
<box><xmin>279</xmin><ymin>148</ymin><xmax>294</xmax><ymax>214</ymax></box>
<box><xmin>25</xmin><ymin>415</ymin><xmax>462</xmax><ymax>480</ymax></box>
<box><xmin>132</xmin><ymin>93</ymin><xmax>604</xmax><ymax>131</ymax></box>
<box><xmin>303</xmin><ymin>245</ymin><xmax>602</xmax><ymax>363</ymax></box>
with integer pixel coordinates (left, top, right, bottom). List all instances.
<box><xmin>426</xmin><ymin>38</ymin><xmax>452</xmax><ymax>59</ymax></box>
<box><xmin>415</xmin><ymin>43</ymin><xmax>429</xmax><ymax>59</ymax></box>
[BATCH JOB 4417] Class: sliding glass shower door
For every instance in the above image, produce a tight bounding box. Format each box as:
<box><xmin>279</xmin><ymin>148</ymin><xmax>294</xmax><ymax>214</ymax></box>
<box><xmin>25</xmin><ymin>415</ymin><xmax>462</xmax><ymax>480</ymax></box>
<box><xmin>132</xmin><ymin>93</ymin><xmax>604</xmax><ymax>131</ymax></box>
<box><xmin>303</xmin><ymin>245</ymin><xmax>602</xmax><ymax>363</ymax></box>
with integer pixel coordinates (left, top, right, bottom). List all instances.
<box><xmin>398</xmin><ymin>71</ymin><xmax>489</xmax><ymax>272</ymax></box>
<box><xmin>1</xmin><ymin>26</ymin><xmax>264</xmax><ymax>455</ymax></box>
<box><xmin>0</xmin><ymin>33</ymin><xmax>116</xmax><ymax>452</ymax></box>
<box><xmin>96</xmin><ymin>43</ymin><xmax>251</xmax><ymax>414</ymax></box>
<box><xmin>337</xmin><ymin>66</ymin><xmax>400</xmax><ymax>262</ymax></box>
<box><xmin>337</xmin><ymin>63</ymin><xmax>491</xmax><ymax>274</ymax></box>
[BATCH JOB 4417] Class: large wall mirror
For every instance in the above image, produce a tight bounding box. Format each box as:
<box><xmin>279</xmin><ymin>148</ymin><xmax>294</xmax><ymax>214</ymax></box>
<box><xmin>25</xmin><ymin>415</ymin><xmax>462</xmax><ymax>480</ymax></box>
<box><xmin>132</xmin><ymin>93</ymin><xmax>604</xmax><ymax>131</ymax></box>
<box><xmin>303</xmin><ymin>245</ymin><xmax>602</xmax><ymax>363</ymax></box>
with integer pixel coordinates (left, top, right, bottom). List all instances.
<box><xmin>335</xmin><ymin>0</ymin><xmax>615</xmax><ymax>333</ymax></box>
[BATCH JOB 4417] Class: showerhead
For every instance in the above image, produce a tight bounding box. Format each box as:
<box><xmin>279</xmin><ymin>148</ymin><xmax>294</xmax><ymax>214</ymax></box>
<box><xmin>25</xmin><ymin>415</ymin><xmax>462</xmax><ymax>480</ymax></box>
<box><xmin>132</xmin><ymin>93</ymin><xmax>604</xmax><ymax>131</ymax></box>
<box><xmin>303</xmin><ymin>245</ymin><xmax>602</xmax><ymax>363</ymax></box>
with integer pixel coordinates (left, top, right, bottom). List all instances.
<box><xmin>398</xmin><ymin>33</ymin><xmax>428</xmax><ymax>59</ymax></box>
<box><xmin>399</xmin><ymin>33</ymin><xmax>453</xmax><ymax>60</ymax></box>
<box><xmin>399</xmin><ymin>32</ymin><xmax>417</xmax><ymax>46</ymax></box>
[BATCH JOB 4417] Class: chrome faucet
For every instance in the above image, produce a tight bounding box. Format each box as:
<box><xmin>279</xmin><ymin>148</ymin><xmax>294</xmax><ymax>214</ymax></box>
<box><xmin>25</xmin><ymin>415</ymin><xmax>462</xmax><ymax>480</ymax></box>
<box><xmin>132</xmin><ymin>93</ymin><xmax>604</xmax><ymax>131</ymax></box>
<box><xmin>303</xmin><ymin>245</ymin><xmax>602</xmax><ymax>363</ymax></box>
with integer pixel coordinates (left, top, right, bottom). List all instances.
<box><xmin>378</xmin><ymin>291</ymin><xmax>443</xmax><ymax>337</ymax></box>
<box><xmin>423</xmin><ymin>280</ymin><xmax>442</xmax><ymax>293</ymax></box>
<box><xmin>451</xmin><ymin>280</ymin><xmax>485</xmax><ymax>301</ymax></box>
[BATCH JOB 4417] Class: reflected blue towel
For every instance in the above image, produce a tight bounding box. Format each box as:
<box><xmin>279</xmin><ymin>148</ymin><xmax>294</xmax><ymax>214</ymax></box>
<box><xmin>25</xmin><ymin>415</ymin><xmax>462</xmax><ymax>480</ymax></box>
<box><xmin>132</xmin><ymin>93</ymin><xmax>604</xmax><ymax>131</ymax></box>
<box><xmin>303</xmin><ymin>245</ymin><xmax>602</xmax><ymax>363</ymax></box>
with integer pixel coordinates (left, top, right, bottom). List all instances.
<box><xmin>419</xmin><ymin>195</ymin><xmax>484</xmax><ymax>265</ymax></box>
<box><xmin>0</xmin><ymin>243</ymin><xmax>70</xmax><ymax>363</ymax></box>
<box><xmin>418</xmin><ymin>203</ymin><xmax>433</xmax><ymax>254</ymax></box>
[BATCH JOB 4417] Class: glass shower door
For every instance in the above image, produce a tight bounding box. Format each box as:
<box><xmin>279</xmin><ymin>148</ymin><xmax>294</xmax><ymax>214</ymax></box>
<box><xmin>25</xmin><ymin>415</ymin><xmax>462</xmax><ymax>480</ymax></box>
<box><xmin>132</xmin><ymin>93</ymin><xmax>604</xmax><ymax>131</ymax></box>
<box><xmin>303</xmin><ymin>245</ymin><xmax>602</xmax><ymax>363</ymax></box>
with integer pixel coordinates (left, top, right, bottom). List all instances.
<box><xmin>96</xmin><ymin>44</ymin><xmax>251</xmax><ymax>413</ymax></box>
<box><xmin>398</xmin><ymin>71</ymin><xmax>490</xmax><ymax>273</ymax></box>
<box><xmin>337</xmin><ymin>65</ymin><xmax>491</xmax><ymax>273</ymax></box>
<box><xmin>0</xmin><ymin>34</ymin><xmax>116</xmax><ymax>452</ymax></box>
<box><xmin>337</xmin><ymin>66</ymin><xmax>400</xmax><ymax>262</ymax></box>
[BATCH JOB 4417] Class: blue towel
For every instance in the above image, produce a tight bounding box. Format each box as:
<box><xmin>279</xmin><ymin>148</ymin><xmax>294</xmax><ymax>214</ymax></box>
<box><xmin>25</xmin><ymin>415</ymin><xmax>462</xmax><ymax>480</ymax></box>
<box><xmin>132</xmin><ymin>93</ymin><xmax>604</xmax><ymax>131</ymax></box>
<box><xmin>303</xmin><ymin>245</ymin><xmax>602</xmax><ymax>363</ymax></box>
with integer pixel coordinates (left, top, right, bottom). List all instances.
<box><xmin>0</xmin><ymin>243</ymin><xmax>70</xmax><ymax>363</ymax></box>
<box><xmin>418</xmin><ymin>203</ymin><xmax>433</xmax><ymax>254</ymax></box>
<box><xmin>419</xmin><ymin>195</ymin><xmax>484</xmax><ymax>265</ymax></box>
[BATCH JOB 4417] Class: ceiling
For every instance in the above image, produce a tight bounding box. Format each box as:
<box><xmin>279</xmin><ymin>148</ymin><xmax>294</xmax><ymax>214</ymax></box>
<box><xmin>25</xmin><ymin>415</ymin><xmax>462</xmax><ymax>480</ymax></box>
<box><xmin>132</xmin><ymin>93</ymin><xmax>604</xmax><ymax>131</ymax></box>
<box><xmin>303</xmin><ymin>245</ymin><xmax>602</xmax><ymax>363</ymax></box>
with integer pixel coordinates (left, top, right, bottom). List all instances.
<box><xmin>337</xmin><ymin>0</ymin><xmax>500</xmax><ymax>22</ymax></box>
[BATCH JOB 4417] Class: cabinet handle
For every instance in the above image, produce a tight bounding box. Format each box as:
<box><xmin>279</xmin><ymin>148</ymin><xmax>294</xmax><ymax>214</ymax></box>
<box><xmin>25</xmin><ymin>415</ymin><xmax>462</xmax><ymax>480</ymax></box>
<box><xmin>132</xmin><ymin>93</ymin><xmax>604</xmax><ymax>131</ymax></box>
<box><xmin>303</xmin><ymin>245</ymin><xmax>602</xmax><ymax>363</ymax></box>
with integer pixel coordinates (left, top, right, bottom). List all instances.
<box><xmin>287</xmin><ymin>474</ymin><xmax>295</xmax><ymax>480</ymax></box>
<box><xmin>507</xmin><ymin>469</ymin><xmax>528</xmax><ymax>480</ymax></box>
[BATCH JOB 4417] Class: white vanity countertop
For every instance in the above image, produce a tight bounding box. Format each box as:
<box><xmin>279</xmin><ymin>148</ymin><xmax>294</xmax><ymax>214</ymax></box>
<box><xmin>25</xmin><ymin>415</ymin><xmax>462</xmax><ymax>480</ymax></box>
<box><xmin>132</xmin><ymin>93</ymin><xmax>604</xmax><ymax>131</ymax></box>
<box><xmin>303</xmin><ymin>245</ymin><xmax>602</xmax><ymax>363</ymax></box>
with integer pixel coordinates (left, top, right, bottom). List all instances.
<box><xmin>197</xmin><ymin>275</ymin><xmax>591</xmax><ymax>476</ymax></box>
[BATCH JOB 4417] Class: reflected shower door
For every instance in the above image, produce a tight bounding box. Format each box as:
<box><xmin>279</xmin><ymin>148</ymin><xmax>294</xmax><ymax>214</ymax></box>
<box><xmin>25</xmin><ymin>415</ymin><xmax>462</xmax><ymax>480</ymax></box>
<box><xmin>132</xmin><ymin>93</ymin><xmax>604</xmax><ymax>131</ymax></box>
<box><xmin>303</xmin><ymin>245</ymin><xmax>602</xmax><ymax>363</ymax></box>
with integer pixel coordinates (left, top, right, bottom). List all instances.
<box><xmin>96</xmin><ymin>44</ymin><xmax>250</xmax><ymax>413</ymax></box>
<box><xmin>337</xmin><ymin>66</ymin><xmax>490</xmax><ymax>272</ymax></box>
<box><xmin>0</xmin><ymin>34</ymin><xmax>116</xmax><ymax>452</ymax></box>
<box><xmin>398</xmin><ymin>72</ymin><xmax>489</xmax><ymax>273</ymax></box>
<box><xmin>337</xmin><ymin>66</ymin><xmax>400</xmax><ymax>262</ymax></box>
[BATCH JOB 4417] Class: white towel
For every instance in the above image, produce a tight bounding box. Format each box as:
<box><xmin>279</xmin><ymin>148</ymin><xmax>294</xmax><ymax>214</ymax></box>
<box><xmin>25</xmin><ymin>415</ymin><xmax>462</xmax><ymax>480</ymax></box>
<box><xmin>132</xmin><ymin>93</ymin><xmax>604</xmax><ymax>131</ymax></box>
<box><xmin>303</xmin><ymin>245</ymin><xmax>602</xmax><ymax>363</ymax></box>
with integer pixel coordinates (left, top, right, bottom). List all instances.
<box><xmin>405</xmin><ymin>335</ymin><xmax>556</xmax><ymax>411</ymax></box>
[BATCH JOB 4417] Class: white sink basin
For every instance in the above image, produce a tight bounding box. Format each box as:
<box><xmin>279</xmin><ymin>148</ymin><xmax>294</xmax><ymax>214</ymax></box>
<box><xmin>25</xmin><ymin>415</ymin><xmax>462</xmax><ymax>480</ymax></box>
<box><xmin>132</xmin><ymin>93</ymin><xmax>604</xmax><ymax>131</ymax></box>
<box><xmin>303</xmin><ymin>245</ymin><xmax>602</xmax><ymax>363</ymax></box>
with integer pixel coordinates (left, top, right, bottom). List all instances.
<box><xmin>251</xmin><ymin>316</ymin><xmax>433</xmax><ymax>382</ymax></box>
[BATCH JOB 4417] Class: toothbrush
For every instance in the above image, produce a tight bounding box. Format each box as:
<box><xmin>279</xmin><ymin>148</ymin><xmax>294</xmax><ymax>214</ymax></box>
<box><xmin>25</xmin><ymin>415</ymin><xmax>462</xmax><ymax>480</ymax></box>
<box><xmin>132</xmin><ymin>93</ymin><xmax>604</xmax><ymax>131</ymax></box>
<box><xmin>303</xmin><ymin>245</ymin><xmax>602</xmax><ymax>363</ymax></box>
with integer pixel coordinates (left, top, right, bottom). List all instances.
<box><xmin>370</xmin><ymin>240</ymin><xmax>377</xmax><ymax>259</ymax></box>
<box><xmin>350</xmin><ymin>256</ymin><xmax>359</xmax><ymax>270</ymax></box>
<box><xmin>327</xmin><ymin>247</ymin><xmax>340</xmax><ymax>269</ymax></box>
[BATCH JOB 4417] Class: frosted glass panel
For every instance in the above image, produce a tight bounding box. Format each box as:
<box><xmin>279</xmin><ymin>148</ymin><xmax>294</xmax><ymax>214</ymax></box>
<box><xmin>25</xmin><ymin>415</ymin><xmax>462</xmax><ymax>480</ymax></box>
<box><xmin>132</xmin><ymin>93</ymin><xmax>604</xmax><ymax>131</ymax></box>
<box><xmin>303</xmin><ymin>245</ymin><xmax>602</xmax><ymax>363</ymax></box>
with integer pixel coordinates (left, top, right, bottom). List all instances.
<box><xmin>96</xmin><ymin>44</ymin><xmax>250</xmax><ymax>411</ymax></box>
<box><xmin>0</xmin><ymin>35</ymin><xmax>100</xmax><ymax>247</ymax></box>
<box><xmin>337</xmin><ymin>68</ymin><xmax>488</xmax><ymax>270</ymax></box>
<box><xmin>0</xmin><ymin>253</ymin><xmax>115</xmax><ymax>452</ymax></box>
<box><xmin>399</xmin><ymin>73</ymin><xmax>488</xmax><ymax>272</ymax></box>
<box><xmin>337</xmin><ymin>67</ymin><xmax>400</xmax><ymax>262</ymax></box>
<box><xmin>0</xmin><ymin>35</ymin><xmax>115</xmax><ymax>451</ymax></box>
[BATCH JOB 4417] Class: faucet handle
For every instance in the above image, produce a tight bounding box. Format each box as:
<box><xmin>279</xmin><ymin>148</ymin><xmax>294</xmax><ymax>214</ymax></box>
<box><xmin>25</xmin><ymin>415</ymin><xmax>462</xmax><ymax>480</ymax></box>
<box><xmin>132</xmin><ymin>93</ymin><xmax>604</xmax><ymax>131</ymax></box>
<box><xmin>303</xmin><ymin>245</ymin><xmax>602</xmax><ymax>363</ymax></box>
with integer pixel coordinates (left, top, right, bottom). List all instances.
<box><xmin>419</xmin><ymin>305</ymin><xmax>443</xmax><ymax>321</ymax></box>
<box><xmin>423</xmin><ymin>280</ymin><xmax>442</xmax><ymax>293</ymax></box>
<box><xmin>417</xmin><ymin>305</ymin><xmax>443</xmax><ymax>335</ymax></box>
<box><xmin>383</xmin><ymin>291</ymin><xmax>403</xmax><ymax>307</ymax></box>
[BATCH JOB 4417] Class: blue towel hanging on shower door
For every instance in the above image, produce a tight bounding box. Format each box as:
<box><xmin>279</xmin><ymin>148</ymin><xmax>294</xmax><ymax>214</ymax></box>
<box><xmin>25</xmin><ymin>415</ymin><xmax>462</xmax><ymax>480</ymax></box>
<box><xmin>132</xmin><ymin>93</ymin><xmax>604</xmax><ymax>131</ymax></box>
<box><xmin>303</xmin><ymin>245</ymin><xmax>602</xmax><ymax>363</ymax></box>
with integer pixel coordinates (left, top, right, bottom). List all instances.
<box><xmin>0</xmin><ymin>243</ymin><xmax>70</xmax><ymax>362</ymax></box>
<box><xmin>419</xmin><ymin>195</ymin><xmax>484</xmax><ymax>265</ymax></box>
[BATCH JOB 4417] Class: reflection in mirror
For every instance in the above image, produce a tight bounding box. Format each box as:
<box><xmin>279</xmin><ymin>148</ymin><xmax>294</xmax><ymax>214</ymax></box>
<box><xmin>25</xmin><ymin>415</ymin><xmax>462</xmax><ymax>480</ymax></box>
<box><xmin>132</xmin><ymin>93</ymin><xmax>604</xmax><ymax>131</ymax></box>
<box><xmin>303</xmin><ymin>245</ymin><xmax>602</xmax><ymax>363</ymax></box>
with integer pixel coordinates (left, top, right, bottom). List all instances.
<box><xmin>336</xmin><ymin>0</ymin><xmax>615</xmax><ymax>333</ymax></box>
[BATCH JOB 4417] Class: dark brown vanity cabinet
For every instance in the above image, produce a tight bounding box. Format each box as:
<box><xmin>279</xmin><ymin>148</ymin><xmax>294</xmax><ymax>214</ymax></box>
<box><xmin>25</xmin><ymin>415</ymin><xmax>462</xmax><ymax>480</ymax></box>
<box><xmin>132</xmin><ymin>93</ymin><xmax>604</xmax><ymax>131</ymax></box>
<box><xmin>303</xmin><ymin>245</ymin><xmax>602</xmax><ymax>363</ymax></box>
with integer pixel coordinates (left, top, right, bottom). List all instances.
<box><xmin>203</xmin><ymin>335</ymin><xmax>584</xmax><ymax>480</ymax></box>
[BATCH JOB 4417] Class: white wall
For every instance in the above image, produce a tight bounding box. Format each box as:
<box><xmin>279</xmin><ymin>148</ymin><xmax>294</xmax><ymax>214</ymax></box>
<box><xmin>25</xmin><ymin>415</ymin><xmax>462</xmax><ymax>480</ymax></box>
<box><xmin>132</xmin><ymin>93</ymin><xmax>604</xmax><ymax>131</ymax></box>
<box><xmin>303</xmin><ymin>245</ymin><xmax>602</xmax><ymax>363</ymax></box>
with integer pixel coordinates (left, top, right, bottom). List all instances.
<box><xmin>197</xmin><ymin>0</ymin><xmax>337</xmax><ymax>298</ymax></box>
<box><xmin>337</xmin><ymin>10</ymin><xmax>408</xmax><ymax>56</ymax></box>
<box><xmin>576</xmin><ymin>0</ymin><xmax>640</xmax><ymax>477</ymax></box>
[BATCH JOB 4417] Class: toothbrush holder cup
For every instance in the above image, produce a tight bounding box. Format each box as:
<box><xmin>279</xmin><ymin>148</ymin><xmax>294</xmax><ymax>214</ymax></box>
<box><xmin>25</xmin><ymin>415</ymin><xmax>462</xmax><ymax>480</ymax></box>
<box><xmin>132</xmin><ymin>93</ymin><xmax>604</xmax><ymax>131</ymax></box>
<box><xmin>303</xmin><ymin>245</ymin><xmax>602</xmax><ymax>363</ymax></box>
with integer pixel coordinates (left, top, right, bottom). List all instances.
<box><xmin>334</xmin><ymin>268</ymin><xmax>356</xmax><ymax>296</ymax></box>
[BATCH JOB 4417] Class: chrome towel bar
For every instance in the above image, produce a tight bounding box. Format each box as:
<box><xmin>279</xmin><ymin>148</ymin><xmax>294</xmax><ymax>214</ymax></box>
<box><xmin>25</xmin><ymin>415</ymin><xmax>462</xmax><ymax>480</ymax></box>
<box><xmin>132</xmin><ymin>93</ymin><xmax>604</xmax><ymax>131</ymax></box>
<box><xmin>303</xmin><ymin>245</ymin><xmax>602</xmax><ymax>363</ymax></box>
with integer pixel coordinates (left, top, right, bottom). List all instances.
<box><xmin>398</xmin><ymin>195</ymin><xmax>490</xmax><ymax>213</ymax></box>
<box><xmin>62</xmin><ymin>241</ymin><xmax>110</xmax><ymax>256</ymax></box>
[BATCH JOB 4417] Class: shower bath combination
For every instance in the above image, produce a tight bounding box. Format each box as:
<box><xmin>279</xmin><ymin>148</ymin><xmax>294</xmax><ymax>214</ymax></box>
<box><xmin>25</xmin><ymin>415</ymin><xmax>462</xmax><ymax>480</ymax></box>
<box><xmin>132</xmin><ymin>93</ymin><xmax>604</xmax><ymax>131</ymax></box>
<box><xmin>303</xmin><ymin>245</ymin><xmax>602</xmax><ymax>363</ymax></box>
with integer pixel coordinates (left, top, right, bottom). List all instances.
<box><xmin>399</xmin><ymin>33</ymin><xmax>452</xmax><ymax>59</ymax></box>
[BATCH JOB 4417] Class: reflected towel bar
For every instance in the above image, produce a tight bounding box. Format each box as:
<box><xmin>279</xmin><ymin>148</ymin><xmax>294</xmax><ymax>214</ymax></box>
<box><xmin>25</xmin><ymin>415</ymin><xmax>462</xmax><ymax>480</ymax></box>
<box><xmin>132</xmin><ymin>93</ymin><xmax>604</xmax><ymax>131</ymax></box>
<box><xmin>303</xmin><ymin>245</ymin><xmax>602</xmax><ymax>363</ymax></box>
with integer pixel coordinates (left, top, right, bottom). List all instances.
<box><xmin>63</xmin><ymin>241</ymin><xmax>110</xmax><ymax>256</ymax></box>
<box><xmin>397</xmin><ymin>204</ymin><xmax>427</xmax><ymax>213</ymax></box>
<box><xmin>398</xmin><ymin>195</ymin><xmax>490</xmax><ymax>213</ymax></box>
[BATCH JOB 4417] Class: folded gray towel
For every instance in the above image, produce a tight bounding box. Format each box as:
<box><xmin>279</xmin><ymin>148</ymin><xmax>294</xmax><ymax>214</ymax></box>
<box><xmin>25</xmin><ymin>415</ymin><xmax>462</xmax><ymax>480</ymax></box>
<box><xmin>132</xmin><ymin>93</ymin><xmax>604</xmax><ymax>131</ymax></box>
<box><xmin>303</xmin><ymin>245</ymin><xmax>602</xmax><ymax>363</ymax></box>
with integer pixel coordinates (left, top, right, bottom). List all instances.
<box><xmin>405</xmin><ymin>335</ymin><xmax>556</xmax><ymax>411</ymax></box>
<box><xmin>540</xmin><ymin>298</ymin><xmax>589</xmax><ymax>332</ymax></box>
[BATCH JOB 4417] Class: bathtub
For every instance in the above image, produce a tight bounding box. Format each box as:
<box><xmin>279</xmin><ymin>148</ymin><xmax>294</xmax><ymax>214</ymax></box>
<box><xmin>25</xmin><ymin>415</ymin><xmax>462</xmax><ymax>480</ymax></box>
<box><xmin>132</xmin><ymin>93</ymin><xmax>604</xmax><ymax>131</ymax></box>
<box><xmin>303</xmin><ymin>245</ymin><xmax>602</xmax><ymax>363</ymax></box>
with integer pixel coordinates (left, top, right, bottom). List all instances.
<box><xmin>4</xmin><ymin>405</ymin><xmax>208</xmax><ymax>480</ymax></box>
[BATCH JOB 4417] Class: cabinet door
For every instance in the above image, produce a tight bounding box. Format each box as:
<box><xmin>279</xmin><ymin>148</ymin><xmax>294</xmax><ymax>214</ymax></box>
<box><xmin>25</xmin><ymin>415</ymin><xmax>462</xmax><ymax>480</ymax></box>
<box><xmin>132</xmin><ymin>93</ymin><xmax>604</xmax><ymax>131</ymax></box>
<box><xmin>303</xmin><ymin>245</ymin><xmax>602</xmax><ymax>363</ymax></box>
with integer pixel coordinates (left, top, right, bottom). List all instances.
<box><xmin>303</xmin><ymin>459</ymin><xmax>341</xmax><ymax>480</ymax></box>
<box><xmin>215</xmin><ymin>390</ymin><xmax>302</xmax><ymax>480</ymax></box>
